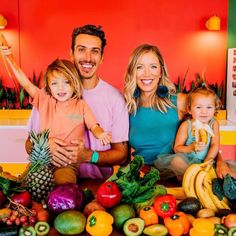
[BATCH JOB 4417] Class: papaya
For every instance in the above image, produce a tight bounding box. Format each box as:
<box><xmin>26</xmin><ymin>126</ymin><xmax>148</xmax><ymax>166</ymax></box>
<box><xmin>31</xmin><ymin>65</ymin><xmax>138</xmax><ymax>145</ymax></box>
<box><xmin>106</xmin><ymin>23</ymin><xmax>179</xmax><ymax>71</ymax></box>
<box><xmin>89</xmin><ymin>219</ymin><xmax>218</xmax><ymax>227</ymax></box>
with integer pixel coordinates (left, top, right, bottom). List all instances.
<box><xmin>53</xmin><ymin>167</ymin><xmax>77</xmax><ymax>185</ymax></box>
<box><xmin>54</xmin><ymin>210</ymin><xmax>86</xmax><ymax>235</ymax></box>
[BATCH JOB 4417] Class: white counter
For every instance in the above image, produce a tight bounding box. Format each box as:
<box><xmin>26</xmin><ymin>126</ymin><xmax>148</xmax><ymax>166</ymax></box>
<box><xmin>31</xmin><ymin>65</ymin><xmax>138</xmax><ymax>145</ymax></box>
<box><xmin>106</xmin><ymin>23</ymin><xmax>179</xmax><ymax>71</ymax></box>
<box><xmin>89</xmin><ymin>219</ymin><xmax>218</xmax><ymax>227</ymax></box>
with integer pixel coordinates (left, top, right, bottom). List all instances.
<box><xmin>219</xmin><ymin>120</ymin><xmax>236</xmax><ymax>131</ymax></box>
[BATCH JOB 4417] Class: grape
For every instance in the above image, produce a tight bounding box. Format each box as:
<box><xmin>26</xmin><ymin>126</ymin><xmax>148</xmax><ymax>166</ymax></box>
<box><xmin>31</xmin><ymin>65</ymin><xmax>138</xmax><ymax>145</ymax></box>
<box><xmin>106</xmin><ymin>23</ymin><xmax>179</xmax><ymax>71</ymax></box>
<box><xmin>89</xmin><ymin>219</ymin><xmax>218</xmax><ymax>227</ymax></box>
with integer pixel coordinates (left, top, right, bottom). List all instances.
<box><xmin>29</xmin><ymin>216</ymin><xmax>36</xmax><ymax>224</ymax></box>
<box><xmin>1</xmin><ymin>217</ymin><xmax>8</xmax><ymax>223</ymax></box>
<box><xmin>15</xmin><ymin>217</ymin><xmax>21</xmax><ymax>225</ymax></box>
<box><xmin>9</xmin><ymin>215</ymin><xmax>16</xmax><ymax>222</ymax></box>
<box><xmin>22</xmin><ymin>221</ymin><xmax>29</xmax><ymax>227</ymax></box>
<box><xmin>20</xmin><ymin>215</ymin><xmax>27</xmax><ymax>223</ymax></box>
<box><xmin>12</xmin><ymin>210</ymin><xmax>19</xmax><ymax>216</ymax></box>
<box><xmin>6</xmin><ymin>219</ymin><xmax>13</xmax><ymax>225</ymax></box>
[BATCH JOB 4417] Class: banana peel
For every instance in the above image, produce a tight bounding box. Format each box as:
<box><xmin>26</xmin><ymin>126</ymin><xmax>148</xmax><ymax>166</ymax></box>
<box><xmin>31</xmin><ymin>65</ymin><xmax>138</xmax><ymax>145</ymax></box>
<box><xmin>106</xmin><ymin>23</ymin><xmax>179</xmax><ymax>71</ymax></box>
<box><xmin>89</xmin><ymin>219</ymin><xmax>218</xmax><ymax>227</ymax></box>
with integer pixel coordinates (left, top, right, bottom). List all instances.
<box><xmin>192</xmin><ymin>119</ymin><xmax>214</xmax><ymax>144</ymax></box>
<box><xmin>166</xmin><ymin>186</ymin><xmax>186</xmax><ymax>200</ymax></box>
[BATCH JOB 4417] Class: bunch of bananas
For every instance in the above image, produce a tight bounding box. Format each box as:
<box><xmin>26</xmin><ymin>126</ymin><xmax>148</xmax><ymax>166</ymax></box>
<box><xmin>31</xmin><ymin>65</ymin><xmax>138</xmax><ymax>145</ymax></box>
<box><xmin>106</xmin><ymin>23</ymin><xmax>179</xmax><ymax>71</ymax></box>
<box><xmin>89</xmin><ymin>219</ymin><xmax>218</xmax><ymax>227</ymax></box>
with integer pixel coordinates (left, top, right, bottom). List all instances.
<box><xmin>182</xmin><ymin>160</ymin><xmax>230</xmax><ymax>211</ymax></box>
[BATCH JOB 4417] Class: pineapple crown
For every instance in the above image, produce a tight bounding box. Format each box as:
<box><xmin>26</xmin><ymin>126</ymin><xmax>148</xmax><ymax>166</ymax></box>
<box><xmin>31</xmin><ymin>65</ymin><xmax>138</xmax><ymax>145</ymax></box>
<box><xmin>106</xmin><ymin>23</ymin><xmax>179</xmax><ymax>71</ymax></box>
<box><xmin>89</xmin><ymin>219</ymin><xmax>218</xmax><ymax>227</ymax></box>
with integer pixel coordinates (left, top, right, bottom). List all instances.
<box><xmin>29</xmin><ymin>129</ymin><xmax>52</xmax><ymax>166</ymax></box>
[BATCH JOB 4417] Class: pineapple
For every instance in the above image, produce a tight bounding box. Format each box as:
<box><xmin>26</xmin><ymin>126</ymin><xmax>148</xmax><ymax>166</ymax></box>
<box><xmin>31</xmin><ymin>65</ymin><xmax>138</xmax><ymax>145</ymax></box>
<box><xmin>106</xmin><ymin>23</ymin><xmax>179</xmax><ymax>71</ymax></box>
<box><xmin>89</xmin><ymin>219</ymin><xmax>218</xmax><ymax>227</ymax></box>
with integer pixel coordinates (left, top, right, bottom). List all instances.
<box><xmin>25</xmin><ymin>129</ymin><xmax>54</xmax><ymax>203</ymax></box>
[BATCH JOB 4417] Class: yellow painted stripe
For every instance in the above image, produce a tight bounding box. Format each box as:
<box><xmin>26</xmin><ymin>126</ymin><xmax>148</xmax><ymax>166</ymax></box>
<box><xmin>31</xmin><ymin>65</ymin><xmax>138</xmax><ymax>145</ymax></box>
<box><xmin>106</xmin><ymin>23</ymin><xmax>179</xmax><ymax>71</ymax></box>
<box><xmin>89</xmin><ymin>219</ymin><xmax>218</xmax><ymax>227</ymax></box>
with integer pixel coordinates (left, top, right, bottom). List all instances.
<box><xmin>0</xmin><ymin>163</ymin><xmax>28</xmax><ymax>177</ymax></box>
<box><xmin>215</xmin><ymin>110</ymin><xmax>227</xmax><ymax>120</ymax></box>
<box><xmin>220</xmin><ymin>131</ymin><xmax>236</xmax><ymax>145</ymax></box>
<box><xmin>0</xmin><ymin>110</ymin><xmax>31</xmax><ymax>119</ymax></box>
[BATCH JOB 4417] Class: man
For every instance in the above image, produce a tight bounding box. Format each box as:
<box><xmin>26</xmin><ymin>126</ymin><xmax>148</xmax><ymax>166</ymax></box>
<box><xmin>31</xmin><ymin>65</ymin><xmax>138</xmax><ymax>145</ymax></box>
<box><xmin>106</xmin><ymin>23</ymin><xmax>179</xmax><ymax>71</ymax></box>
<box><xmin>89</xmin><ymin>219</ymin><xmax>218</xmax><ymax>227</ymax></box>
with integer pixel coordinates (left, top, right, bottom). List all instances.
<box><xmin>27</xmin><ymin>25</ymin><xmax>129</xmax><ymax>178</ymax></box>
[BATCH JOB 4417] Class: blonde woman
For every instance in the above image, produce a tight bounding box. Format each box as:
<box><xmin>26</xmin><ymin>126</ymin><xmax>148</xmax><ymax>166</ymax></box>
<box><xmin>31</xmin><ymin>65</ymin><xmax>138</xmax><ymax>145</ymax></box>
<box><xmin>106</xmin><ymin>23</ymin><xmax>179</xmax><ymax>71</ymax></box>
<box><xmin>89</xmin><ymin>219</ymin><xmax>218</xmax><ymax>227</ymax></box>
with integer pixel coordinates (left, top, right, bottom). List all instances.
<box><xmin>124</xmin><ymin>44</ymin><xmax>234</xmax><ymax>180</ymax></box>
<box><xmin>124</xmin><ymin>44</ymin><xmax>187</xmax><ymax>167</ymax></box>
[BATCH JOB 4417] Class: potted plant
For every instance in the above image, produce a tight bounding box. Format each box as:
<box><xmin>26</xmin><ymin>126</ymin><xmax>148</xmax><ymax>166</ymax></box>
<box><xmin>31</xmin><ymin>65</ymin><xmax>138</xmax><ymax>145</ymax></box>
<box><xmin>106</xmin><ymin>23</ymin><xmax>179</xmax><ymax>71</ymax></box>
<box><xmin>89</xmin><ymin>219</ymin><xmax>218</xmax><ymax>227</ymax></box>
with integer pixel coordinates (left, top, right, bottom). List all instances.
<box><xmin>0</xmin><ymin>71</ymin><xmax>42</xmax><ymax>120</ymax></box>
<box><xmin>175</xmin><ymin>71</ymin><xmax>226</xmax><ymax>120</ymax></box>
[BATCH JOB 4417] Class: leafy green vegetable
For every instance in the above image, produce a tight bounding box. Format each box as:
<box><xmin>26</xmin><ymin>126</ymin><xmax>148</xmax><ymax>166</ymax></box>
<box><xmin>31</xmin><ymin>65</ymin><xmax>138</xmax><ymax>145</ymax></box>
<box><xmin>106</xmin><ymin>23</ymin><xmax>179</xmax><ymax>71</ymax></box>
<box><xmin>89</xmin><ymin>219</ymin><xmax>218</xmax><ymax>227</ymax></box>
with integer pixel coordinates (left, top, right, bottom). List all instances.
<box><xmin>0</xmin><ymin>176</ymin><xmax>22</xmax><ymax>196</ymax></box>
<box><xmin>134</xmin><ymin>184</ymin><xmax>167</xmax><ymax>212</ymax></box>
<box><xmin>212</xmin><ymin>178</ymin><xmax>224</xmax><ymax>200</ymax></box>
<box><xmin>107</xmin><ymin>155</ymin><xmax>160</xmax><ymax>204</ymax></box>
<box><xmin>212</xmin><ymin>174</ymin><xmax>236</xmax><ymax>202</ymax></box>
<box><xmin>223</xmin><ymin>174</ymin><xmax>236</xmax><ymax>201</ymax></box>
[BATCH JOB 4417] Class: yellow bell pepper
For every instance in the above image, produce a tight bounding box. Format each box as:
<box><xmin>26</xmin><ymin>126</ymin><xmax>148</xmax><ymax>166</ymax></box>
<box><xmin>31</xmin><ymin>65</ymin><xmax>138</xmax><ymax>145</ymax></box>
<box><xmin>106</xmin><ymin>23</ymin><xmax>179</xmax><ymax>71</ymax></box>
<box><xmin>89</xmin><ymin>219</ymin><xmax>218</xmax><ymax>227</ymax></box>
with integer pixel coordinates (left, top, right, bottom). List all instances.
<box><xmin>189</xmin><ymin>218</ymin><xmax>214</xmax><ymax>236</ymax></box>
<box><xmin>86</xmin><ymin>210</ymin><xmax>114</xmax><ymax>236</ymax></box>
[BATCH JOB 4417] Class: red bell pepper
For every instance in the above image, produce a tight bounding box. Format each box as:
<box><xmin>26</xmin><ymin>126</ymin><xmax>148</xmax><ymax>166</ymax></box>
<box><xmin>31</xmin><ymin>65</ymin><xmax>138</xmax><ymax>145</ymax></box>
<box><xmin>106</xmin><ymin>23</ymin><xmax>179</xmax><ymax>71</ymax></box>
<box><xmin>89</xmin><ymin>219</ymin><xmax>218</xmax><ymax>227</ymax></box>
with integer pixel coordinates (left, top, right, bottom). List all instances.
<box><xmin>153</xmin><ymin>194</ymin><xmax>176</xmax><ymax>218</ymax></box>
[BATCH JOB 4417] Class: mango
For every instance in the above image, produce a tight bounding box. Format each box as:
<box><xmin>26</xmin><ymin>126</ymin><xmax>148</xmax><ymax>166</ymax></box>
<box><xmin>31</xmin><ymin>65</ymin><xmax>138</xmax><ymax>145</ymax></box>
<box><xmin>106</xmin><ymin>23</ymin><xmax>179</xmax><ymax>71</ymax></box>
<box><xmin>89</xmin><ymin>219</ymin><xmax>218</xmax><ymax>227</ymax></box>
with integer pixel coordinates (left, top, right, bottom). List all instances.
<box><xmin>54</xmin><ymin>210</ymin><xmax>86</xmax><ymax>235</ymax></box>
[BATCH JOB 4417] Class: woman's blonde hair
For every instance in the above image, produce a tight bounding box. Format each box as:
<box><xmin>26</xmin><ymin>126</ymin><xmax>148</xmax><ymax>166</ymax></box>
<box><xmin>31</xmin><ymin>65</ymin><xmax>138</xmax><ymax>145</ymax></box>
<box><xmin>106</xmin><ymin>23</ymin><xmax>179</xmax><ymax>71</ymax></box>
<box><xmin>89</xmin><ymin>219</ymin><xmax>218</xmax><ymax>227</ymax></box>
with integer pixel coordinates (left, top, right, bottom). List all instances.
<box><xmin>44</xmin><ymin>59</ymin><xmax>83</xmax><ymax>99</ymax></box>
<box><xmin>124</xmin><ymin>44</ymin><xmax>176</xmax><ymax>114</ymax></box>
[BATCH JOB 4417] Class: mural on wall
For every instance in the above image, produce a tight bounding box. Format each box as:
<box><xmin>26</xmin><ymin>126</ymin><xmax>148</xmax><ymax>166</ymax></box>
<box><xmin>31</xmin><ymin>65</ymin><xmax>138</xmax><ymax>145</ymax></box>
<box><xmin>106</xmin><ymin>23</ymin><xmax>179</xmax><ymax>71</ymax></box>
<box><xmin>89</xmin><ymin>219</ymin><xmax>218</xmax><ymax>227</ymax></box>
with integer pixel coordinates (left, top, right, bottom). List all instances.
<box><xmin>227</xmin><ymin>48</ymin><xmax>236</xmax><ymax>122</ymax></box>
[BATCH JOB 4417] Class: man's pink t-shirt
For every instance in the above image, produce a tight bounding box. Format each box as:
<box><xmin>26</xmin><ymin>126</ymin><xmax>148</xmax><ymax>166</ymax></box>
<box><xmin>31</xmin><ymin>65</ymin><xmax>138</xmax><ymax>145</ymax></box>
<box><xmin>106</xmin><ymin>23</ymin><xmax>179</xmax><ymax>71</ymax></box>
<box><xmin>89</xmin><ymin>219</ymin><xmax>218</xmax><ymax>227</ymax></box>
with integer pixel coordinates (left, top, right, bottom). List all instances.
<box><xmin>82</xmin><ymin>79</ymin><xmax>129</xmax><ymax>151</ymax></box>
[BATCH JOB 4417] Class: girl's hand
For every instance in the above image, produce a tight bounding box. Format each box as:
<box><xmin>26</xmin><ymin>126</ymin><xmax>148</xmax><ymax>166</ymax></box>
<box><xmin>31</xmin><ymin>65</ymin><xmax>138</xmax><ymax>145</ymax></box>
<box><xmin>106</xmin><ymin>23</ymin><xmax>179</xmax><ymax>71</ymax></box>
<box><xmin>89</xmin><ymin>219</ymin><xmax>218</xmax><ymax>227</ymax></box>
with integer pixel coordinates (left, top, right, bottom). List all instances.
<box><xmin>194</xmin><ymin>142</ymin><xmax>207</xmax><ymax>152</ymax></box>
<box><xmin>99</xmin><ymin>131</ymin><xmax>112</xmax><ymax>146</ymax></box>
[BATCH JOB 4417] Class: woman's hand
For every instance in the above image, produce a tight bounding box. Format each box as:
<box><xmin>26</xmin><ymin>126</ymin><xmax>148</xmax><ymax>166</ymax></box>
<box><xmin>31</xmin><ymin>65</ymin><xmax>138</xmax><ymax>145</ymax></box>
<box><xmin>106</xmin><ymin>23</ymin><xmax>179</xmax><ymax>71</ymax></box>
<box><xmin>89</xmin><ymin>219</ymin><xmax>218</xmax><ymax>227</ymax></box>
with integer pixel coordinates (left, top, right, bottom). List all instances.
<box><xmin>48</xmin><ymin>137</ymin><xmax>71</xmax><ymax>167</ymax></box>
<box><xmin>216</xmin><ymin>158</ymin><xmax>231</xmax><ymax>179</ymax></box>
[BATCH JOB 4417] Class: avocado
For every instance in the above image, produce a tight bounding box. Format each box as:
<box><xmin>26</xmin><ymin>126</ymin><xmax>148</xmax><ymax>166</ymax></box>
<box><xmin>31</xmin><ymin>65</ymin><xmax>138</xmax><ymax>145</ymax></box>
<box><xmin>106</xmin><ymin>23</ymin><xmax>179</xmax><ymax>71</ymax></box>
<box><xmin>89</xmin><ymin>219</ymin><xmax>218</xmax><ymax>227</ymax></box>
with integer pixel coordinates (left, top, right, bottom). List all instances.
<box><xmin>54</xmin><ymin>210</ymin><xmax>86</xmax><ymax>235</ymax></box>
<box><xmin>34</xmin><ymin>221</ymin><xmax>50</xmax><ymax>236</ymax></box>
<box><xmin>111</xmin><ymin>204</ymin><xmax>136</xmax><ymax>229</ymax></box>
<box><xmin>143</xmin><ymin>224</ymin><xmax>168</xmax><ymax>236</ymax></box>
<box><xmin>123</xmin><ymin>218</ymin><xmax>145</xmax><ymax>236</ymax></box>
<box><xmin>177</xmin><ymin>197</ymin><xmax>201</xmax><ymax>215</ymax></box>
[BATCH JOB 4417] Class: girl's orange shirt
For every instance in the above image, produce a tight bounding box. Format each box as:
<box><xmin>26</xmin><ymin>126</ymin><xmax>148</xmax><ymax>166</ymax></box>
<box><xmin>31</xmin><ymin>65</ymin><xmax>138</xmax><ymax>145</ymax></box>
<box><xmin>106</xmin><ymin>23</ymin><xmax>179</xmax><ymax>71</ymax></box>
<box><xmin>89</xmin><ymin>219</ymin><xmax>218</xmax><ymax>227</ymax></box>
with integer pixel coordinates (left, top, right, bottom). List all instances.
<box><xmin>31</xmin><ymin>88</ymin><xmax>98</xmax><ymax>144</ymax></box>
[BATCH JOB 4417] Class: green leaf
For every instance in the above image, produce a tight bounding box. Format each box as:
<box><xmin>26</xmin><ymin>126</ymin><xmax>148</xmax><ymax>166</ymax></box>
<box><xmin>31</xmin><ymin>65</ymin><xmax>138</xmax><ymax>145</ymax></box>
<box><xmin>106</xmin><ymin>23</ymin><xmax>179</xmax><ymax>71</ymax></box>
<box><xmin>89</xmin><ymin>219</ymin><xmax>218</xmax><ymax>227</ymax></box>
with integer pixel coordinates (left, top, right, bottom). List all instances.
<box><xmin>19</xmin><ymin>87</ymin><xmax>25</xmax><ymax>108</ymax></box>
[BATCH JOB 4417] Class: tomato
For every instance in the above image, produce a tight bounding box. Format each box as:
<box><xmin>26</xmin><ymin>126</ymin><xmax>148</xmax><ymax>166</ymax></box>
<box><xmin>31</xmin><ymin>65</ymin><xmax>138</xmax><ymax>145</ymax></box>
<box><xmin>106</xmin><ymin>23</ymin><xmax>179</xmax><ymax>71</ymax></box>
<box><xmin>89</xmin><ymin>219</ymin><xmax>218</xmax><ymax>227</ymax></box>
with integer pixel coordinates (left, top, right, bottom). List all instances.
<box><xmin>10</xmin><ymin>191</ymin><xmax>32</xmax><ymax>207</ymax></box>
<box><xmin>96</xmin><ymin>181</ymin><xmax>122</xmax><ymax>208</ymax></box>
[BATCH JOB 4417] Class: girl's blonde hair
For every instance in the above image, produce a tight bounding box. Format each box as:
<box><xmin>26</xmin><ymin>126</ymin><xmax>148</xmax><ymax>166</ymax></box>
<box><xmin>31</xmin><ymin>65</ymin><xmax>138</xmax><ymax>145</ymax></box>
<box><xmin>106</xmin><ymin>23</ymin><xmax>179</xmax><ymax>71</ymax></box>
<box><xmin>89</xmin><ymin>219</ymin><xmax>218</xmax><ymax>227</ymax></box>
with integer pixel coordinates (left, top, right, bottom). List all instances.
<box><xmin>44</xmin><ymin>59</ymin><xmax>82</xmax><ymax>99</ymax></box>
<box><xmin>124</xmin><ymin>44</ymin><xmax>176</xmax><ymax>114</ymax></box>
<box><xmin>188</xmin><ymin>86</ymin><xmax>222</xmax><ymax>114</ymax></box>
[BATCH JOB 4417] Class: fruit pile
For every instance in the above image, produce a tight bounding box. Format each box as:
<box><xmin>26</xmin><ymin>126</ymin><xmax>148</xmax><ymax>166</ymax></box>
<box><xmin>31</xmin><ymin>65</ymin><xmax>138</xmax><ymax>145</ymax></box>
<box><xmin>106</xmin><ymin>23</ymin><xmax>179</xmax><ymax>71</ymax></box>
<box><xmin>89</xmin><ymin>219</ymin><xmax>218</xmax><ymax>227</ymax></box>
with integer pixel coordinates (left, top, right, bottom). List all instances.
<box><xmin>0</xmin><ymin>130</ymin><xmax>236</xmax><ymax>235</ymax></box>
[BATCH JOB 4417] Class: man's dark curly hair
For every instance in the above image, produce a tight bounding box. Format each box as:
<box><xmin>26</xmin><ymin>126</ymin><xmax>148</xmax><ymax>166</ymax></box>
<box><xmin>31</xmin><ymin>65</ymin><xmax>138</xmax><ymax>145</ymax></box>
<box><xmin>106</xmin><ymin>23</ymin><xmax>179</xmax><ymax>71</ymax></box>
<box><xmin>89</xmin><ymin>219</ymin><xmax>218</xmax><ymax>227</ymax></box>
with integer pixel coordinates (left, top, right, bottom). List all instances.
<box><xmin>71</xmin><ymin>24</ymin><xmax>106</xmax><ymax>55</ymax></box>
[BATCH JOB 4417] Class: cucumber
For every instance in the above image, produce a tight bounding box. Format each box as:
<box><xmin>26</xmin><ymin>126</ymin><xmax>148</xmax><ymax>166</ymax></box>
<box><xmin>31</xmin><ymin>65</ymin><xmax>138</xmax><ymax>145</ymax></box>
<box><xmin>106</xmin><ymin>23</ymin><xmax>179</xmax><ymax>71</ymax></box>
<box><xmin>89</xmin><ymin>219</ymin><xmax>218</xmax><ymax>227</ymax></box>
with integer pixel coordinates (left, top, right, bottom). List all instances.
<box><xmin>0</xmin><ymin>226</ymin><xmax>19</xmax><ymax>236</ymax></box>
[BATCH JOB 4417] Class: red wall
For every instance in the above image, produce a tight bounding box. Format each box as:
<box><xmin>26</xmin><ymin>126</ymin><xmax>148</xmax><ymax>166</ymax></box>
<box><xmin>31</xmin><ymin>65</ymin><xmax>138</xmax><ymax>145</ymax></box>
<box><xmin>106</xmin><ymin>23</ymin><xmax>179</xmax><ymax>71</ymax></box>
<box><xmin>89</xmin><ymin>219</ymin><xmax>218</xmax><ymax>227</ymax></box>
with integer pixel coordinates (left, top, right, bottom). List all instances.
<box><xmin>0</xmin><ymin>0</ymin><xmax>228</xmax><ymax>92</ymax></box>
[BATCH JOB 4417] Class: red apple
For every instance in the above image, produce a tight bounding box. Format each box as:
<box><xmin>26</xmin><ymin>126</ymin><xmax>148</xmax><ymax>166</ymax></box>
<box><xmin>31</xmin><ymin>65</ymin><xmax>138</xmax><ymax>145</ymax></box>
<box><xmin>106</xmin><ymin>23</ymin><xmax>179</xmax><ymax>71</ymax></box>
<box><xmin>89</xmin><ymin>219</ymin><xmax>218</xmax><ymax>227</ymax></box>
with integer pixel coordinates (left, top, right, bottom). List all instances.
<box><xmin>10</xmin><ymin>191</ymin><xmax>32</xmax><ymax>207</ymax></box>
<box><xmin>0</xmin><ymin>190</ymin><xmax>6</xmax><ymax>208</ymax></box>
